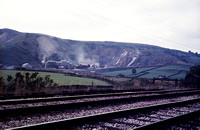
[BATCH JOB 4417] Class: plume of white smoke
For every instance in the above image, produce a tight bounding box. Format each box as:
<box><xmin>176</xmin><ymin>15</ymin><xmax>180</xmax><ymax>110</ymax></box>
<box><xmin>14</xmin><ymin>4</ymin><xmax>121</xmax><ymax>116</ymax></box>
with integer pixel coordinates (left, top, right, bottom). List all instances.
<box><xmin>76</xmin><ymin>46</ymin><xmax>99</xmax><ymax>66</ymax></box>
<box><xmin>37</xmin><ymin>36</ymin><xmax>59</xmax><ymax>64</ymax></box>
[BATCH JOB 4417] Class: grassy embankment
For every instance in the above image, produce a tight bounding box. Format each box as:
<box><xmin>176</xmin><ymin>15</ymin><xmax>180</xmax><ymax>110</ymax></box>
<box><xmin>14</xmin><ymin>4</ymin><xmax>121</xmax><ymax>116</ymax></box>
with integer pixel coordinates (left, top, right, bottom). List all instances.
<box><xmin>0</xmin><ymin>70</ymin><xmax>110</xmax><ymax>86</ymax></box>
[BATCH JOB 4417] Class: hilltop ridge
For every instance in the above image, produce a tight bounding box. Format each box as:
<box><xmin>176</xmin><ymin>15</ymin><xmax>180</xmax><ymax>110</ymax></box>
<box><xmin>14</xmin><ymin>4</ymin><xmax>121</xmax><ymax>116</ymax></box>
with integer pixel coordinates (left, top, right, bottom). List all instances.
<box><xmin>0</xmin><ymin>28</ymin><xmax>200</xmax><ymax>69</ymax></box>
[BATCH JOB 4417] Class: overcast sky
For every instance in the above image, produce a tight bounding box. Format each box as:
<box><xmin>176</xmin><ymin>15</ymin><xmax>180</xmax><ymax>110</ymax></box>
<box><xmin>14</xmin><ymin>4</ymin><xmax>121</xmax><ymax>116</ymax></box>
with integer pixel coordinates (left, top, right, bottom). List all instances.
<box><xmin>0</xmin><ymin>0</ymin><xmax>200</xmax><ymax>53</ymax></box>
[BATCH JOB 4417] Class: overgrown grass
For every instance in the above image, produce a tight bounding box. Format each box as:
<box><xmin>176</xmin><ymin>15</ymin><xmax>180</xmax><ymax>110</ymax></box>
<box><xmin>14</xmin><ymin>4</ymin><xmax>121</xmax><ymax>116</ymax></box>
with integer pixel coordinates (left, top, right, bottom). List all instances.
<box><xmin>0</xmin><ymin>70</ymin><xmax>111</xmax><ymax>86</ymax></box>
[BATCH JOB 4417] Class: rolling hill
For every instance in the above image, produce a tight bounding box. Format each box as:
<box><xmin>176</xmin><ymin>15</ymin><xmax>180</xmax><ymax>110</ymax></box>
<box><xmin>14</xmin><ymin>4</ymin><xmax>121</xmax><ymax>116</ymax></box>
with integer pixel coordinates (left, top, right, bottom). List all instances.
<box><xmin>0</xmin><ymin>28</ymin><xmax>200</xmax><ymax>69</ymax></box>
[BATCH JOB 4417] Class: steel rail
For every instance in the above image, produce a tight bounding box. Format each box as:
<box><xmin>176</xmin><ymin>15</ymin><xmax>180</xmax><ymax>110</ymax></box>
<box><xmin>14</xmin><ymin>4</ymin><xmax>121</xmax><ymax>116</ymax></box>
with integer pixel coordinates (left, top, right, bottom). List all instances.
<box><xmin>0</xmin><ymin>88</ymin><xmax>199</xmax><ymax>105</ymax></box>
<box><xmin>135</xmin><ymin>109</ymin><xmax>200</xmax><ymax>130</ymax></box>
<box><xmin>0</xmin><ymin>90</ymin><xmax>199</xmax><ymax>117</ymax></box>
<box><xmin>9</xmin><ymin>98</ymin><xmax>200</xmax><ymax>130</ymax></box>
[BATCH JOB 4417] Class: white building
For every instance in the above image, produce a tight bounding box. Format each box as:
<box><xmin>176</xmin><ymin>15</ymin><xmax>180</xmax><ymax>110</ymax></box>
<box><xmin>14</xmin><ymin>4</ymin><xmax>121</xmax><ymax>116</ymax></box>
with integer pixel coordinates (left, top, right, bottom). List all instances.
<box><xmin>22</xmin><ymin>63</ymin><xmax>32</xmax><ymax>69</ymax></box>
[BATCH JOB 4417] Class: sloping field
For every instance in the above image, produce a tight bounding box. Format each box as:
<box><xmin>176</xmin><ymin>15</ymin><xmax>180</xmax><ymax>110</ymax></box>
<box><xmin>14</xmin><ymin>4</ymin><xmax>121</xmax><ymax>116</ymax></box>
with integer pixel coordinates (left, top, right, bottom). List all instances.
<box><xmin>140</xmin><ymin>64</ymin><xmax>190</xmax><ymax>79</ymax></box>
<box><xmin>102</xmin><ymin>64</ymin><xmax>191</xmax><ymax>79</ymax></box>
<box><xmin>167</xmin><ymin>70</ymin><xmax>188</xmax><ymax>79</ymax></box>
<box><xmin>0</xmin><ymin>70</ymin><xmax>111</xmax><ymax>86</ymax></box>
<box><xmin>102</xmin><ymin>66</ymin><xmax>155</xmax><ymax>77</ymax></box>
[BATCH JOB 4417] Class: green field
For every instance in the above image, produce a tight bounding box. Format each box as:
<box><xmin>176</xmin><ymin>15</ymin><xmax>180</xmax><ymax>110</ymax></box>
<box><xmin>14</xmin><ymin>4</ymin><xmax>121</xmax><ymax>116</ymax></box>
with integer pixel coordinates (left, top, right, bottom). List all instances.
<box><xmin>0</xmin><ymin>70</ymin><xmax>111</xmax><ymax>86</ymax></box>
<box><xmin>102</xmin><ymin>66</ymin><xmax>155</xmax><ymax>77</ymax></box>
<box><xmin>102</xmin><ymin>64</ymin><xmax>191</xmax><ymax>79</ymax></box>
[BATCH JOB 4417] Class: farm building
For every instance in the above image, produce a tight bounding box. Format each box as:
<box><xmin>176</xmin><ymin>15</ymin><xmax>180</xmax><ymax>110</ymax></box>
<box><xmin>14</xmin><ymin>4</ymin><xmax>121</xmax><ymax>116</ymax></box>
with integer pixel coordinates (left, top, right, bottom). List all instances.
<box><xmin>22</xmin><ymin>63</ymin><xmax>32</xmax><ymax>70</ymax></box>
<box><xmin>45</xmin><ymin>61</ymin><xmax>58</xmax><ymax>69</ymax></box>
<box><xmin>158</xmin><ymin>75</ymin><xmax>166</xmax><ymax>79</ymax></box>
<box><xmin>45</xmin><ymin>60</ymin><xmax>74</xmax><ymax>69</ymax></box>
<box><xmin>76</xmin><ymin>64</ymin><xmax>90</xmax><ymax>69</ymax></box>
<box><xmin>116</xmin><ymin>74</ymin><xmax>125</xmax><ymax>78</ymax></box>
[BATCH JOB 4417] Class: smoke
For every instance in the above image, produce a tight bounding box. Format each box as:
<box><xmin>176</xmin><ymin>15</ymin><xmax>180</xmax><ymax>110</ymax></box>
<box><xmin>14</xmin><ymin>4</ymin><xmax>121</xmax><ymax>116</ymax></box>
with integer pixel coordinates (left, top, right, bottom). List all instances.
<box><xmin>37</xmin><ymin>36</ymin><xmax>58</xmax><ymax>63</ymax></box>
<box><xmin>37</xmin><ymin>36</ymin><xmax>99</xmax><ymax>66</ymax></box>
<box><xmin>76</xmin><ymin>46</ymin><xmax>99</xmax><ymax>66</ymax></box>
<box><xmin>41</xmin><ymin>56</ymin><xmax>47</xmax><ymax>64</ymax></box>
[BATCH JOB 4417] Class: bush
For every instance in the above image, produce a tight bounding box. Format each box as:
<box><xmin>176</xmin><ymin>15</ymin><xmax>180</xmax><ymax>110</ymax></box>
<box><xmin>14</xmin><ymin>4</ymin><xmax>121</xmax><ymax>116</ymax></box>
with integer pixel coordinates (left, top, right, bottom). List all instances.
<box><xmin>139</xmin><ymin>78</ymin><xmax>151</xmax><ymax>86</ymax></box>
<box><xmin>1</xmin><ymin>72</ymin><xmax>58</xmax><ymax>96</ymax></box>
<box><xmin>132</xmin><ymin>68</ymin><xmax>136</xmax><ymax>74</ymax></box>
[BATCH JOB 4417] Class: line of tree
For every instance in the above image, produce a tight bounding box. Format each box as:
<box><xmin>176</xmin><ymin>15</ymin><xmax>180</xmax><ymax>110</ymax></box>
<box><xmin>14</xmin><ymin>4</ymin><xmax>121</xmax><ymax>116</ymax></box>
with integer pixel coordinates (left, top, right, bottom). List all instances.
<box><xmin>185</xmin><ymin>64</ymin><xmax>200</xmax><ymax>87</ymax></box>
<box><xmin>0</xmin><ymin>72</ymin><xmax>58</xmax><ymax>96</ymax></box>
<box><xmin>187</xmin><ymin>64</ymin><xmax>200</xmax><ymax>76</ymax></box>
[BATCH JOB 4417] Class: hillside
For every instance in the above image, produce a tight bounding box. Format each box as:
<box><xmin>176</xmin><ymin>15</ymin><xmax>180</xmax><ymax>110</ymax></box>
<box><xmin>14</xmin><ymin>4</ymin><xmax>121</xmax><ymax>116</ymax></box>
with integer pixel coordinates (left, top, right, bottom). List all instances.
<box><xmin>0</xmin><ymin>28</ymin><xmax>200</xmax><ymax>69</ymax></box>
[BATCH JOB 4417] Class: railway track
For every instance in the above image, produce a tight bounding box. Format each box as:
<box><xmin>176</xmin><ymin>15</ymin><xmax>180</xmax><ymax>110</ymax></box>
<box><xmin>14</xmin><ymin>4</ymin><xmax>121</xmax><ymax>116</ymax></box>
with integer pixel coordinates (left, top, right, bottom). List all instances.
<box><xmin>1</xmin><ymin>89</ymin><xmax>199</xmax><ymax>116</ymax></box>
<box><xmin>10</xmin><ymin>98</ymin><xmax>200</xmax><ymax>130</ymax></box>
<box><xmin>135</xmin><ymin>109</ymin><xmax>200</xmax><ymax>130</ymax></box>
<box><xmin>166</xmin><ymin>111</ymin><xmax>200</xmax><ymax>129</ymax></box>
<box><xmin>1</xmin><ymin>88</ymin><xmax>199</xmax><ymax>105</ymax></box>
<box><xmin>1</xmin><ymin>89</ymin><xmax>199</xmax><ymax>129</ymax></box>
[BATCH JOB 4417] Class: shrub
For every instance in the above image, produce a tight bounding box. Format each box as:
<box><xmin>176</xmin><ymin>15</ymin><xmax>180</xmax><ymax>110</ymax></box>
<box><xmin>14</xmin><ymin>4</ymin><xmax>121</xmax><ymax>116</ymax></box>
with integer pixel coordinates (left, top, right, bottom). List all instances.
<box><xmin>132</xmin><ymin>68</ymin><xmax>136</xmax><ymax>74</ymax></box>
<box><xmin>1</xmin><ymin>72</ymin><xmax>58</xmax><ymax>96</ymax></box>
<box><xmin>139</xmin><ymin>78</ymin><xmax>151</xmax><ymax>87</ymax></box>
